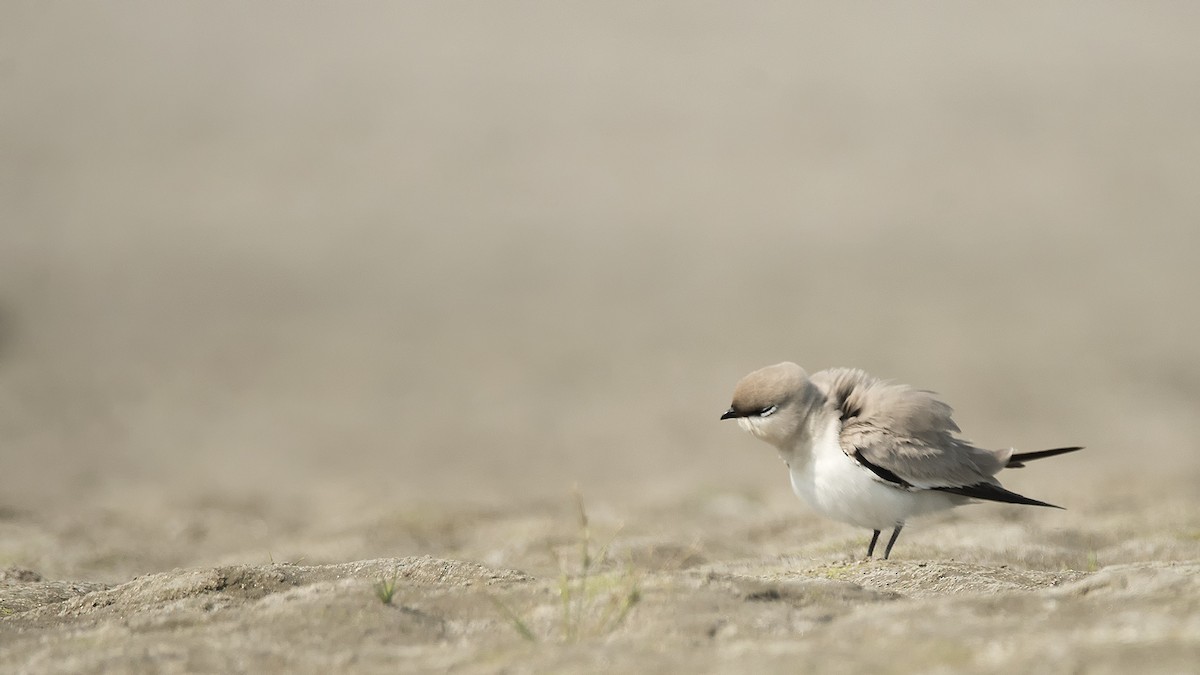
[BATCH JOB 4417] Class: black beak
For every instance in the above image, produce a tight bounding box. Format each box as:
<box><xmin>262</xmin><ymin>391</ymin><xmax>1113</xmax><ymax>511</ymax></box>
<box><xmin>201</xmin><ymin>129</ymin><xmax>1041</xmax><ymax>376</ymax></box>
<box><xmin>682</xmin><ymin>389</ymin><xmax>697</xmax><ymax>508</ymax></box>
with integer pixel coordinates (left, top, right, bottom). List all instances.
<box><xmin>720</xmin><ymin>407</ymin><xmax>744</xmax><ymax>420</ymax></box>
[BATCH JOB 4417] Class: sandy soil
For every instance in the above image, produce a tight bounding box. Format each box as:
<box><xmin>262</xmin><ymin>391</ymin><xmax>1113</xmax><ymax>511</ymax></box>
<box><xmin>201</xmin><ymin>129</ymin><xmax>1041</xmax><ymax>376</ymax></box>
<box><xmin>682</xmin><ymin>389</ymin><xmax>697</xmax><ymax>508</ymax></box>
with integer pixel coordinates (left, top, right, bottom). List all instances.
<box><xmin>3</xmin><ymin>3</ymin><xmax>1200</xmax><ymax>673</ymax></box>
<box><xmin>2</xmin><ymin>489</ymin><xmax>1198</xmax><ymax>673</ymax></box>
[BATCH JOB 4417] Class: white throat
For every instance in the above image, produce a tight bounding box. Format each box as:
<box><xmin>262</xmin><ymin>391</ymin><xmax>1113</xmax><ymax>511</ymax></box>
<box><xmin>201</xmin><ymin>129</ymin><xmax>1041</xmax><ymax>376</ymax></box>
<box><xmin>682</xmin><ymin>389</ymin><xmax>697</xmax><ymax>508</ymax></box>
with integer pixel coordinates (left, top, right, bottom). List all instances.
<box><xmin>736</xmin><ymin>416</ymin><xmax>768</xmax><ymax>438</ymax></box>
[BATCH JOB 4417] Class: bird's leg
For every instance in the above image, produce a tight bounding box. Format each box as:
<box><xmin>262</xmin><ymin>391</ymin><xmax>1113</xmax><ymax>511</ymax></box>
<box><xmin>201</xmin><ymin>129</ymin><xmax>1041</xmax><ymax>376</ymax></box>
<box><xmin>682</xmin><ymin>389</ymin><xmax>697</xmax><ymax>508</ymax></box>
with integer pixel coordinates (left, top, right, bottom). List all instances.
<box><xmin>866</xmin><ymin>530</ymin><xmax>881</xmax><ymax>558</ymax></box>
<box><xmin>882</xmin><ymin>526</ymin><xmax>904</xmax><ymax>560</ymax></box>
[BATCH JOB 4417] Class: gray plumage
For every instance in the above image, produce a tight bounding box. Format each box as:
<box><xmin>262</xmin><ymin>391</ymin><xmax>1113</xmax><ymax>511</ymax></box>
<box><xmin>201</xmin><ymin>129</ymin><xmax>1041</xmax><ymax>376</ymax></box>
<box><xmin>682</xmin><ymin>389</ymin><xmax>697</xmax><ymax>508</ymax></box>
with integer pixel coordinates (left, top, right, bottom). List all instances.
<box><xmin>722</xmin><ymin>362</ymin><xmax>1082</xmax><ymax>559</ymax></box>
<box><xmin>810</xmin><ymin>367</ymin><xmax>1009</xmax><ymax>489</ymax></box>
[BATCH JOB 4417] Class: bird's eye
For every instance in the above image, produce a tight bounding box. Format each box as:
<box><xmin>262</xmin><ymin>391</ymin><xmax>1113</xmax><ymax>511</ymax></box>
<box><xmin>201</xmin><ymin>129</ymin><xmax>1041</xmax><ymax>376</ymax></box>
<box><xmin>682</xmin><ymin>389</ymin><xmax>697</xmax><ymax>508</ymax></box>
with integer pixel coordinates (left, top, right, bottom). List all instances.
<box><xmin>759</xmin><ymin>405</ymin><xmax>778</xmax><ymax>418</ymax></box>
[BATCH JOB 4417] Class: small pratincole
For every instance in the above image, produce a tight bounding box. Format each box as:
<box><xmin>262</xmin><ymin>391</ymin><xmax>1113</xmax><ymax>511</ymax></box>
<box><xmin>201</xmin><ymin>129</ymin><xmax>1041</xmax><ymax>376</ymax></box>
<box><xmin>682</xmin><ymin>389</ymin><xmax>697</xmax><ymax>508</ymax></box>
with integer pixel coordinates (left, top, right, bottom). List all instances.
<box><xmin>721</xmin><ymin>362</ymin><xmax>1082</xmax><ymax>560</ymax></box>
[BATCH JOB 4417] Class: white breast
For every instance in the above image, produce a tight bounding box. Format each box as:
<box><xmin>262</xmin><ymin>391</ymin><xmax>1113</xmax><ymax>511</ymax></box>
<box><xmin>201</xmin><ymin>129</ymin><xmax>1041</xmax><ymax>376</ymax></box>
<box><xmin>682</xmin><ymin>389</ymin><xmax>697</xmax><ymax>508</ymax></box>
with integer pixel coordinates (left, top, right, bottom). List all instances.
<box><xmin>786</xmin><ymin>419</ymin><xmax>958</xmax><ymax>530</ymax></box>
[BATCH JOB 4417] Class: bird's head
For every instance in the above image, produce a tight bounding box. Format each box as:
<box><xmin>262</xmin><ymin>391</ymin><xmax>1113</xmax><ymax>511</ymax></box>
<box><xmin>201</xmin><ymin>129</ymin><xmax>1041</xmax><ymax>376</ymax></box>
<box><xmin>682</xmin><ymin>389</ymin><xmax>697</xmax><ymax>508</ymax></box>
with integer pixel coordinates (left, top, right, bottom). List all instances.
<box><xmin>720</xmin><ymin>361</ymin><xmax>816</xmax><ymax>447</ymax></box>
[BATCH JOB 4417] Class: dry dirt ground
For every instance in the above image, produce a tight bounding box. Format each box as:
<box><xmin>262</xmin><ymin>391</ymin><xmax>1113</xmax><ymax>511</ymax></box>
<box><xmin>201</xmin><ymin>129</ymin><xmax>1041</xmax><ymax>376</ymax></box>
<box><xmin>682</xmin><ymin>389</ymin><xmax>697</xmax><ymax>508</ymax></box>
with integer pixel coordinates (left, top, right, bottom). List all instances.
<box><xmin>3</xmin><ymin>3</ymin><xmax>1200</xmax><ymax>673</ymax></box>
<box><xmin>2</xmin><ymin>487</ymin><xmax>1199</xmax><ymax>673</ymax></box>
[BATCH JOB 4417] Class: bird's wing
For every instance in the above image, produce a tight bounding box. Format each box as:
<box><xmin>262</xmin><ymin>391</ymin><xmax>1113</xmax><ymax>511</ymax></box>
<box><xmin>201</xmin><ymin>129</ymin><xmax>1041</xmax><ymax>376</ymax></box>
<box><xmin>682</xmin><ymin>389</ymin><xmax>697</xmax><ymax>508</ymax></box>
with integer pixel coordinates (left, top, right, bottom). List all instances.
<box><xmin>810</xmin><ymin>368</ymin><xmax>1009</xmax><ymax>490</ymax></box>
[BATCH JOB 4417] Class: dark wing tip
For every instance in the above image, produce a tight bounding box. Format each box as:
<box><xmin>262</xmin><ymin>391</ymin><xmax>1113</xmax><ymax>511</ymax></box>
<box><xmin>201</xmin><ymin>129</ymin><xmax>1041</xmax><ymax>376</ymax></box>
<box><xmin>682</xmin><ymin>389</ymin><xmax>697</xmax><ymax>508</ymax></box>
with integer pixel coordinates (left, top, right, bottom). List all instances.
<box><xmin>933</xmin><ymin>482</ymin><xmax>1064</xmax><ymax>508</ymax></box>
<box><xmin>1006</xmin><ymin>446</ymin><xmax>1084</xmax><ymax>468</ymax></box>
<box><xmin>852</xmin><ymin>449</ymin><xmax>914</xmax><ymax>489</ymax></box>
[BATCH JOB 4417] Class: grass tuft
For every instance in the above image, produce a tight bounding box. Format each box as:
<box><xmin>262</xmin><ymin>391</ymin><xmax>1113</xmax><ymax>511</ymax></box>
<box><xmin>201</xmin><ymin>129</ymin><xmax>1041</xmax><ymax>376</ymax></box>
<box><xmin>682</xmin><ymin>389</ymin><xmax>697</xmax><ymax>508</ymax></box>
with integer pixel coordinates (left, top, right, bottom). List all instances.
<box><xmin>555</xmin><ymin>485</ymin><xmax>642</xmax><ymax>642</ymax></box>
<box><xmin>374</xmin><ymin>576</ymin><xmax>398</xmax><ymax>605</ymax></box>
<box><xmin>485</xmin><ymin>593</ymin><xmax>537</xmax><ymax>642</ymax></box>
<box><xmin>490</xmin><ymin>486</ymin><xmax>642</xmax><ymax>643</ymax></box>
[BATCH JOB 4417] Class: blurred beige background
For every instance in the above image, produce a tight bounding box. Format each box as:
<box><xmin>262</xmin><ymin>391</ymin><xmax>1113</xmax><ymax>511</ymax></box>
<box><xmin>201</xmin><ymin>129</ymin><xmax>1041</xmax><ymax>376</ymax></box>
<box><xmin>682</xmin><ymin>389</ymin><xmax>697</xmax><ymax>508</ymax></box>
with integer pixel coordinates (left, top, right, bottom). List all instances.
<box><xmin>3</xmin><ymin>2</ymin><xmax>1199</xmax><ymax>517</ymax></box>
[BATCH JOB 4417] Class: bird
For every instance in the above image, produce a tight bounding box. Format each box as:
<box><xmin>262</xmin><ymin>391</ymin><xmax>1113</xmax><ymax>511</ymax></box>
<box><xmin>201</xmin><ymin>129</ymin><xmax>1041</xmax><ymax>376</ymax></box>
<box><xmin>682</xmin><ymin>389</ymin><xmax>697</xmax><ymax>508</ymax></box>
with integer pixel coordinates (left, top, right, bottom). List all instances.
<box><xmin>720</xmin><ymin>362</ymin><xmax>1081</xmax><ymax>560</ymax></box>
